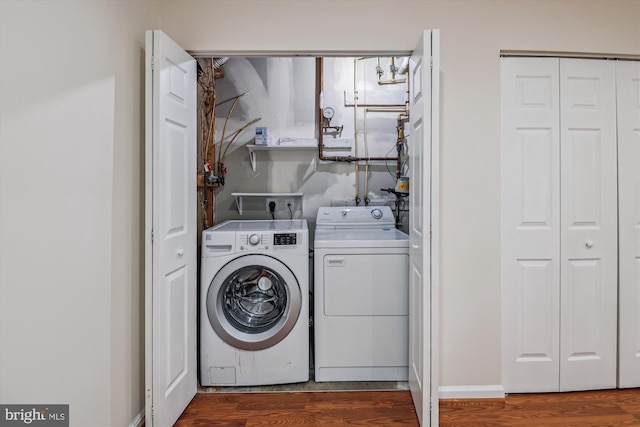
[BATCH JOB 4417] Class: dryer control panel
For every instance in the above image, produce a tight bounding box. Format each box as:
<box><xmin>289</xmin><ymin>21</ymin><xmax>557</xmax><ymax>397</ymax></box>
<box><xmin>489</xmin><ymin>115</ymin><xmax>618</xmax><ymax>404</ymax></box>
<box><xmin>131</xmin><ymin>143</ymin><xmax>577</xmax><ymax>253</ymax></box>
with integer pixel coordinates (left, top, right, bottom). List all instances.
<box><xmin>316</xmin><ymin>206</ymin><xmax>396</xmax><ymax>229</ymax></box>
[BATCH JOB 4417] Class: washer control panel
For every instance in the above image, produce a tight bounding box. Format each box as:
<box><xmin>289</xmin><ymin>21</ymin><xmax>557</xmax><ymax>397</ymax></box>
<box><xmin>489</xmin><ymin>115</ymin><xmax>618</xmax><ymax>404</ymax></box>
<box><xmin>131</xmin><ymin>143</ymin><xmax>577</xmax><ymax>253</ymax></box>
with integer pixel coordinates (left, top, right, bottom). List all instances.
<box><xmin>239</xmin><ymin>232</ymin><xmax>299</xmax><ymax>250</ymax></box>
<box><xmin>239</xmin><ymin>233</ymin><xmax>269</xmax><ymax>250</ymax></box>
<box><xmin>274</xmin><ymin>233</ymin><xmax>297</xmax><ymax>246</ymax></box>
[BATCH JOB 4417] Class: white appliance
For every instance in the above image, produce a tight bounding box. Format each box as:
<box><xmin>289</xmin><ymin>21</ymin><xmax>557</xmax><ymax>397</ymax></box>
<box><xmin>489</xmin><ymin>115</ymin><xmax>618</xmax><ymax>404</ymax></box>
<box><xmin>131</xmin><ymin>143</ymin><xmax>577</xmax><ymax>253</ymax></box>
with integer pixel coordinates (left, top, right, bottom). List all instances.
<box><xmin>313</xmin><ymin>206</ymin><xmax>409</xmax><ymax>382</ymax></box>
<box><xmin>200</xmin><ymin>220</ymin><xmax>309</xmax><ymax>386</ymax></box>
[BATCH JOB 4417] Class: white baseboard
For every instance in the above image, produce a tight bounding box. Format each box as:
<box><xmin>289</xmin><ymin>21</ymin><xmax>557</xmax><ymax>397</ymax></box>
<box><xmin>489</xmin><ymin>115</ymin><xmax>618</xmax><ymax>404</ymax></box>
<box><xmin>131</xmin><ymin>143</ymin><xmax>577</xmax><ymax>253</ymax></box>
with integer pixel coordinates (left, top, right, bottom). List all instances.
<box><xmin>438</xmin><ymin>385</ymin><xmax>506</xmax><ymax>399</ymax></box>
<box><xmin>129</xmin><ymin>409</ymin><xmax>145</xmax><ymax>427</ymax></box>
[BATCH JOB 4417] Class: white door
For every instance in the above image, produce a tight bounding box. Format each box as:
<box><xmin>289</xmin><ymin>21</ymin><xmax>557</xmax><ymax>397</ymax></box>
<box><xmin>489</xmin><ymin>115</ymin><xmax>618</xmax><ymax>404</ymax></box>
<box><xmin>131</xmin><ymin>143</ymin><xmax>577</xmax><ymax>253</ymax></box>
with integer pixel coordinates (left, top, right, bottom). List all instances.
<box><xmin>559</xmin><ymin>58</ymin><xmax>618</xmax><ymax>391</ymax></box>
<box><xmin>408</xmin><ymin>29</ymin><xmax>439</xmax><ymax>427</ymax></box>
<box><xmin>145</xmin><ymin>30</ymin><xmax>198</xmax><ymax>427</ymax></box>
<box><xmin>501</xmin><ymin>57</ymin><xmax>619</xmax><ymax>393</ymax></box>
<box><xmin>617</xmin><ymin>59</ymin><xmax>640</xmax><ymax>389</ymax></box>
<box><xmin>500</xmin><ymin>57</ymin><xmax>561</xmax><ymax>392</ymax></box>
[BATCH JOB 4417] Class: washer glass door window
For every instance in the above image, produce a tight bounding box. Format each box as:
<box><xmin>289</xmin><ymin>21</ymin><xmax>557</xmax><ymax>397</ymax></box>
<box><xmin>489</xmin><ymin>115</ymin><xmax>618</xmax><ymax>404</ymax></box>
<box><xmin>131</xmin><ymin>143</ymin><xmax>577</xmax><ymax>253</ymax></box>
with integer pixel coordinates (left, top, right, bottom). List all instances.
<box><xmin>223</xmin><ymin>265</ymin><xmax>287</xmax><ymax>333</ymax></box>
<box><xmin>207</xmin><ymin>254</ymin><xmax>302</xmax><ymax>351</ymax></box>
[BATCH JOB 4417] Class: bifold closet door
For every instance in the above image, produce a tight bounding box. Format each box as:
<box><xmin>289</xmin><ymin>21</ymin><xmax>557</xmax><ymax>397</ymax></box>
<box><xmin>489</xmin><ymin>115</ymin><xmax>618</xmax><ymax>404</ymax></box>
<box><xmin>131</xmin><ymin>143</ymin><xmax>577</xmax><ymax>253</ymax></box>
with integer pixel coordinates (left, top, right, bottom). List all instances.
<box><xmin>501</xmin><ymin>57</ymin><xmax>561</xmax><ymax>393</ymax></box>
<box><xmin>502</xmin><ymin>57</ymin><xmax>618</xmax><ymax>393</ymax></box>
<box><xmin>617</xmin><ymin>60</ymin><xmax>640</xmax><ymax>389</ymax></box>
<box><xmin>559</xmin><ymin>59</ymin><xmax>618</xmax><ymax>391</ymax></box>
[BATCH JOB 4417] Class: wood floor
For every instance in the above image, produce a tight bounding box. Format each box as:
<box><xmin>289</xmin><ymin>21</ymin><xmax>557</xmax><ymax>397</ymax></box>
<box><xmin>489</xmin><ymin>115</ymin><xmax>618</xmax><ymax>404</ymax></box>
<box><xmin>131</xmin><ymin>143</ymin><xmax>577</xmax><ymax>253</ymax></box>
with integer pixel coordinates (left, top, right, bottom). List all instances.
<box><xmin>439</xmin><ymin>388</ymin><xmax>640</xmax><ymax>427</ymax></box>
<box><xmin>175</xmin><ymin>388</ymin><xmax>640</xmax><ymax>426</ymax></box>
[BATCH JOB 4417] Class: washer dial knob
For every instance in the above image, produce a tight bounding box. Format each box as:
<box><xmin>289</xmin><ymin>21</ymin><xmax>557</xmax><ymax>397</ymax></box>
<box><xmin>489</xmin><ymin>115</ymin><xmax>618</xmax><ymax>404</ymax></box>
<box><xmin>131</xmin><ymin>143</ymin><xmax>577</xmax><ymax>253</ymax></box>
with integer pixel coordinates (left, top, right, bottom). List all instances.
<box><xmin>248</xmin><ymin>234</ymin><xmax>261</xmax><ymax>245</ymax></box>
<box><xmin>371</xmin><ymin>208</ymin><xmax>383</xmax><ymax>219</ymax></box>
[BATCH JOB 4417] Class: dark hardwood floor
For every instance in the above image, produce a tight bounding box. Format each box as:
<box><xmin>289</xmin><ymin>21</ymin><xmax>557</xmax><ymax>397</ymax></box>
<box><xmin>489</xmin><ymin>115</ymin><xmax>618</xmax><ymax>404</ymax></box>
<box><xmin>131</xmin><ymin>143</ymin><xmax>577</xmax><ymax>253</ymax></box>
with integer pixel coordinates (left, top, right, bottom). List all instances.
<box><xmin>175</xmin><ymin>388</ymin><xmax>640</xmax><ymax>426</ymax></box>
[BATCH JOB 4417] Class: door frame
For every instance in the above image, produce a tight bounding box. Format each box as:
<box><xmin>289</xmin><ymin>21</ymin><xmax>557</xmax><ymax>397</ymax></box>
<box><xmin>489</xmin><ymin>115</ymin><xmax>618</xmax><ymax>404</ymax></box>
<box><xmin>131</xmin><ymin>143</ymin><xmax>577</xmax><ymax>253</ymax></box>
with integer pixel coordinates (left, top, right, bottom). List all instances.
<box><xmin>146</xmin><ymin>43</ymin><xmax>440</xmax><ymax>426</ymax></box>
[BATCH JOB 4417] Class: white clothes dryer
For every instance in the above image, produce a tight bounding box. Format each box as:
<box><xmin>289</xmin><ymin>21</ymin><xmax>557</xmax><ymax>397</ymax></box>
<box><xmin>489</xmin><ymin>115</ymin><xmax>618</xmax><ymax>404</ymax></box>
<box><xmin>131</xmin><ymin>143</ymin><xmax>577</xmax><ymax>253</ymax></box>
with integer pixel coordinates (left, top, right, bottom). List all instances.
<box><xmin>200</xmin><ymin>220</ymin><xmax>309</xmax><ymax>386</ymax></box>
<box><xmin>314</xmin><ymin>206</ymin><xmax>409</xmax><ymax>382</ymax></box>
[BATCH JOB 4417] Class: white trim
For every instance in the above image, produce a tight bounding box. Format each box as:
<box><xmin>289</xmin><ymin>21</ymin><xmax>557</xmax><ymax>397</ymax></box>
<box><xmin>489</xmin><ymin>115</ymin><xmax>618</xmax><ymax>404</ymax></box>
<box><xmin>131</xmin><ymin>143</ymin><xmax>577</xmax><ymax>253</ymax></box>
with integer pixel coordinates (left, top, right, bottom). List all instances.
<box><xmin>430</xmin><ymin>29</ymin><xmax>441</xmax><ymax>427</ymax></box>
<box><xmin>129</xmin><ymin>409</ymin><xmax>145</xmax><ymax>427</ymax></box>
<box><xmin>188</xmin><ymin>49</ymin><xmax>414</xmax><ymax>57</ymax></box>
<box><xmin>500</xmin><ymin>50</ymin><xmax>640</xmax><ymax>60</ymax></box>
<box><xmin>438</xmin><ymin>385</ymin><xmax>506</xmax><ymax>399</ymax></box>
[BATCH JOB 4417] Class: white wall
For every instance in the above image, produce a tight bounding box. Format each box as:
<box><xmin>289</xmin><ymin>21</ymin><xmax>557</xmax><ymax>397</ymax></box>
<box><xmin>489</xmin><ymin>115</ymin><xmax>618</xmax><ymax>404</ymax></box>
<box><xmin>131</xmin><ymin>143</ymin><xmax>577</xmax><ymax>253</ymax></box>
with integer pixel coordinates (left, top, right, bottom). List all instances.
<box><xmin>159</xmin><ymin>0</ymin><xmax>640</xmax><ymax>388</ymax></box>
<box><xmin>211</xmin><ymin>56</ymin><xmax>405</xmax><ymax>229</ymax></box>
<box><xmin>0</xmin><ymin>1</ymin><xmax>159</xmax><ymax>426</ymax></box>
<box><xmin>0</xmin><ymin>3</ymin><xmax>638</xmax><ymax>424</ymax></box>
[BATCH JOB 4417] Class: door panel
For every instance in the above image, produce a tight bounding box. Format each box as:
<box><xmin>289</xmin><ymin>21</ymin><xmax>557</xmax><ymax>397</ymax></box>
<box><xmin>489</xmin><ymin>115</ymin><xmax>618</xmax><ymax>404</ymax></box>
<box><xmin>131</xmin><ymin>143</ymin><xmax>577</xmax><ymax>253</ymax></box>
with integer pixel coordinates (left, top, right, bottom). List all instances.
<box><xmin>409</xmin><ymin>29</ymin><xmax>438</xmax><ymax>427</ymax></box>
<box><xmin>559</xmin><ymin>58</ymin><xmax>617</xmax><ymax>391</ymax></box>
<box><xmin>145</xmin><ymin>29</ymin><xmax>197</xmax><ymax>427</ymax></box>
<box><xmin>514</xmin><ymin>260</ymin><xmax>555</xmax><ymax>363</ymax></box>
<box><xmin>501</xmin><ymin>57</ymin><xmax>561</xmax><ymax>392</ymax></box>
<box><xmin>409</xmin><ymin>38</ymin><xmax>427</xmax><ymax>421</ymax></box>
<box><xmin>167</xmin><ymin>268</ymin><xmax>188</xmax><ymax>388</ymax></box>
<box><xmin>617</xmin><ymin>60</ymin><xmax>640</xmax><ymax>388</ymax></box>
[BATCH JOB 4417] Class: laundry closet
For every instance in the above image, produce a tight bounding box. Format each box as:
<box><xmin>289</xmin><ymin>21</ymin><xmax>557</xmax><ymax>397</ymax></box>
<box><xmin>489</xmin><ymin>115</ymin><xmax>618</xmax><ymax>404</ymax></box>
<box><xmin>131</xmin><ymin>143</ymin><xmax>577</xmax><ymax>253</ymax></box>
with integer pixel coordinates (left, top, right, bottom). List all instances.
<box><xmin>145</xmin><ymin>29</ymin><xmax>439</xmax><ymax>427</ymax></box>
<box><xmin>194</xmin><ymin>53</ymin><xmax>415</xmax><ymax>390</ymax></box>
<box><xmin>500</xmin><ymin>57</ymin><xmax>640</xmax><ymax>393</ymax></box>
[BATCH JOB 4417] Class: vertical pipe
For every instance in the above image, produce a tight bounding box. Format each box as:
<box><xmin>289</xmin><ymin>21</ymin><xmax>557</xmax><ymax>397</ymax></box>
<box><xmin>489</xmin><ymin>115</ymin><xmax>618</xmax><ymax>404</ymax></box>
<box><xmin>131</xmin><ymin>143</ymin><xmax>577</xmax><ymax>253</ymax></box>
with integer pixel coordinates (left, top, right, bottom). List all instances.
<box><xmin>316</xmin><ymin>57</ymin><xmax>325</xmax><ymax>158</ymax></box>
<box><xmin>353</xmin><ymin>57</ymin><xmax>360</xmax><ymax>205</ymax></box>
<box><xmin>397</xmin><ymin>116</ymin><xmax>403</xmax><ymax>182</ymax></box>
<box><xmin>363</xmin><ymin>107</ymin><xmax>369</xmax><ymax>204</ymax></box>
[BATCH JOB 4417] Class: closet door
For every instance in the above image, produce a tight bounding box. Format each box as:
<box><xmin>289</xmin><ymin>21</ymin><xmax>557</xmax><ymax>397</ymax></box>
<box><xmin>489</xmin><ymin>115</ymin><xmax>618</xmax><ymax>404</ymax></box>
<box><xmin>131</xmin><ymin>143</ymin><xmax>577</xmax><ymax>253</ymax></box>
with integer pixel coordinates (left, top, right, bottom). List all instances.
<box><xmin>501</xmin><ymin>57</ymin><xmax>561</xmax><ymax>392</ymax></box>
<box><xmin>502</xmin><ymin>57</ymin><xmax>619</xmax><ymax>393</ymax></box>
<box><xmin>558</xmin><ymin>59</ymin><xmax>618</xmax><ymax>391</ymax></box>
<box><xmin>617</xmin><ymin>60</ymin><xmax>640</xmax><ymax>389</ymax></box>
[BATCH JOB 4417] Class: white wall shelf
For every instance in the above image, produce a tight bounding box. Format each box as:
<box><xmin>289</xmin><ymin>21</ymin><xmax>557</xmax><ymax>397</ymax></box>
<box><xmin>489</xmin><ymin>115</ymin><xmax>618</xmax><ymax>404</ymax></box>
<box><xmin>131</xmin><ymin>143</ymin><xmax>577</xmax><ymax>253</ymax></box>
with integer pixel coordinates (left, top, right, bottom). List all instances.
<box><xmin>246</xmin><ymin>144</ymin><xmax>353</xmax><ymax>171</ymax></box>
<box><xmin>231</xmin><ymin>192</ymin><xmax>304</xmax><ymax>215</ymax></box>
<box><xmin>246</xmin><ymin>144</ymin><xmax>317</xmax><ymax>171</ymax></box>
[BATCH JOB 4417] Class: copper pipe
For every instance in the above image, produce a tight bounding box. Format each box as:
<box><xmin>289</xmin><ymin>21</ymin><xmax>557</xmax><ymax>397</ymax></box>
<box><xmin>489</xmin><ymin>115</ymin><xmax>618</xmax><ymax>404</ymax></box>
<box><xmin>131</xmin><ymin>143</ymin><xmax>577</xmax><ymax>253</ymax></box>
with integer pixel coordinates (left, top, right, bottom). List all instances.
<box><xmin>316</xmin><ymin>58</ymin><xmax>401</xmax><ymax>163</ymax></box>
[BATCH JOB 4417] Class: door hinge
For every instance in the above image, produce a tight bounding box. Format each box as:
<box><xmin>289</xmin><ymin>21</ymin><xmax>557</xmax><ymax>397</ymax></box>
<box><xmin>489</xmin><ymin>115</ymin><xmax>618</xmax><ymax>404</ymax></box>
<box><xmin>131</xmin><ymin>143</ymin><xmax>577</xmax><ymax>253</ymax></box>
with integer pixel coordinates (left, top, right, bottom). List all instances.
<box><xmin>430</xmin><ymin>56</ymin><xmax>433</xmax><ymax>70</ymax></box>
<box><xmin>151</xmin><ymin>230</ymin><xmax>154</xmax><ymax>243</ymax></box>
<box><xmin>151</xmin><ymin>56</ymin><xmax>155</xmax><ymax>70</ymax></box>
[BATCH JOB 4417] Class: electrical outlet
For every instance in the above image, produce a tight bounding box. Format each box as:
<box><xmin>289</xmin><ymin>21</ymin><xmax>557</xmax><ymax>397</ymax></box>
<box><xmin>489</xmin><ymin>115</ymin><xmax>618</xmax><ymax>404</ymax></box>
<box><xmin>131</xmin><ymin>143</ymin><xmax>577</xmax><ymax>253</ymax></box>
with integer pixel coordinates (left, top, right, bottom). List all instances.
<box><xmin>284</xmin><ymin>199</ymin><xmax>294</xmax><ymax>211</ymax></box>
<box><xmin>266</xmin><ymin>198</ymin><xmax>278</xmax><ymax>212</ymax></box>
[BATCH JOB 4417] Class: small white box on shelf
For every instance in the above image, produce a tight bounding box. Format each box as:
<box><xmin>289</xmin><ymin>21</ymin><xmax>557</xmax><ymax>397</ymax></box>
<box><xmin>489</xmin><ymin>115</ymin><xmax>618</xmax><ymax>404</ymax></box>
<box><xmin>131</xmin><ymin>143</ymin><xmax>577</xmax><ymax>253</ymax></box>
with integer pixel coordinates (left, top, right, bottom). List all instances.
<box><xmin>255</xmin><ymin>127</ymin><xmax>271</xmax><ymax>145</ymax></box>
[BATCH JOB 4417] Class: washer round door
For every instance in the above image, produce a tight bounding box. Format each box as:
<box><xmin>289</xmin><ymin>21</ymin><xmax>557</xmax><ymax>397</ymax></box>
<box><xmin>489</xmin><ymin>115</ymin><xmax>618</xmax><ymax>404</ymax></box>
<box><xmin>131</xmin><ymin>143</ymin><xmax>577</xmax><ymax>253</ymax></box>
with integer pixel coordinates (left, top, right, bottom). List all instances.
<box><xmin>206</xmin><ymin>254</ymin><xmax>302</xmax><ymax>351</ymax></box>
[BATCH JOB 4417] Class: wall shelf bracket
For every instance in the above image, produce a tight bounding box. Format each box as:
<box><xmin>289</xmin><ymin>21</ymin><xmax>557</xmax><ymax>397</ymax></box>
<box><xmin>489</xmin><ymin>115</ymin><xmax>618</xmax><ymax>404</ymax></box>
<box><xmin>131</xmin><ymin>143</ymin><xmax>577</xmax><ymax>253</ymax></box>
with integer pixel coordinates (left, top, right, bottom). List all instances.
<box><xmin>231</xmin><ymin>192</ymin><xmax>304</xmax><ymax>215</ymax></box>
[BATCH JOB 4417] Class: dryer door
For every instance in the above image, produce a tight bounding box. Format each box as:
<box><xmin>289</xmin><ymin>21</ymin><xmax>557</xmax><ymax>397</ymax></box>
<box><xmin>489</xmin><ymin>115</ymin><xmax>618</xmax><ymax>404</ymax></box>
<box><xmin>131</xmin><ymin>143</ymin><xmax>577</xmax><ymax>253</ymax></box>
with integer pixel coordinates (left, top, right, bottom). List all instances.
<box><xmin>206</xmin><ymin>254</ymin><xmax>302</xmax><ymax>351</ymax></box>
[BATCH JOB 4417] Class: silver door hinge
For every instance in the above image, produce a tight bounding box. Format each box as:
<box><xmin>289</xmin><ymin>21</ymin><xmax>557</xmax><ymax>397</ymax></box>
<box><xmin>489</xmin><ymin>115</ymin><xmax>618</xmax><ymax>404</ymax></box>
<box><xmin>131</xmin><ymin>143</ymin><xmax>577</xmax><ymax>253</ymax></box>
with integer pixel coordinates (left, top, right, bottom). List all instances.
<box><xmin>430</xmin><ymin>56</ymin><xmax>433</xmax><ymax>69</ymax></box>
<box><xmin>151</xmin><ymin>230</ymin><xmax>154</xmax><ymax>243</ymax></box>
<box><xmin>151</xmin><ymin>56</ymin><xmax>155</xmax><ymax>70</ymax></box>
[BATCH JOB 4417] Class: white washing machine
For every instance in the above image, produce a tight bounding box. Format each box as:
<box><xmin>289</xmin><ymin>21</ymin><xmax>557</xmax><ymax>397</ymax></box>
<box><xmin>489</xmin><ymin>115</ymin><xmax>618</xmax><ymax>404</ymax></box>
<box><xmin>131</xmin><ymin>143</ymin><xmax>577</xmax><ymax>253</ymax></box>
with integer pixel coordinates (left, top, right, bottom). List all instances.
<box><xmin>314</xmin><ymin>206</ymin><xmax>409</xmax><ymax>382</ymax></box>
<box><xmin>200</xmin><ymin>219</ymin><xmax>309</xmax><ymax>386</ymax></box>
